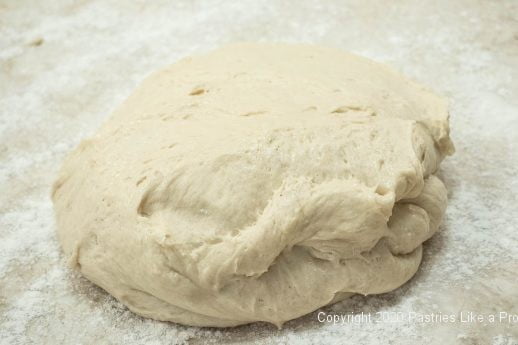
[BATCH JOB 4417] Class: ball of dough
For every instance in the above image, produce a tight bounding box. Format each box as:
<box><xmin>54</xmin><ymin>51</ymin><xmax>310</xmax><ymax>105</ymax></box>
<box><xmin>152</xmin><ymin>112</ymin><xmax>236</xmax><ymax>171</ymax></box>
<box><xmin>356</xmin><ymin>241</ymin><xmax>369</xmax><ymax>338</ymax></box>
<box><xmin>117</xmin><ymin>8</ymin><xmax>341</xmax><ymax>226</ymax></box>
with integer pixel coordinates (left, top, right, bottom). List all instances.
<box><xmin>52</xmin><ymin>43</ymin><xmax>454</xmax><ymax>328</ymax></box>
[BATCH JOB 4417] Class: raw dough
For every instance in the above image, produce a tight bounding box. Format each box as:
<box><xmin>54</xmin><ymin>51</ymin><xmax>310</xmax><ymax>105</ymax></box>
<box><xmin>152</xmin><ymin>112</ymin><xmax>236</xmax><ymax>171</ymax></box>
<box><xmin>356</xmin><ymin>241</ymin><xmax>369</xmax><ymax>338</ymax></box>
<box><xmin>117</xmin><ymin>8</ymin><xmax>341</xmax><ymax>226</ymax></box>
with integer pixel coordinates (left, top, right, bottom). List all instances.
<box><xmin>52</xmin><ymin>43</ymin><xmax>454</xmax><ymax>328</ymax></box>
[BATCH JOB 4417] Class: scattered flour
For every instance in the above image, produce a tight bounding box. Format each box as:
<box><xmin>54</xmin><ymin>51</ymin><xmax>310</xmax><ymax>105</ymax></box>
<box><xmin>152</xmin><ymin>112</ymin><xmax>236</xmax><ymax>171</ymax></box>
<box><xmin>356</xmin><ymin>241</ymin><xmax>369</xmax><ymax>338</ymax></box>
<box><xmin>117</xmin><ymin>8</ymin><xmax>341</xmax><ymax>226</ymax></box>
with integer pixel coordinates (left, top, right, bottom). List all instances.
<box><xmin>1</xmin><ymin>0</ymin><xmax>517</xmax><ymax>344</ymax></box>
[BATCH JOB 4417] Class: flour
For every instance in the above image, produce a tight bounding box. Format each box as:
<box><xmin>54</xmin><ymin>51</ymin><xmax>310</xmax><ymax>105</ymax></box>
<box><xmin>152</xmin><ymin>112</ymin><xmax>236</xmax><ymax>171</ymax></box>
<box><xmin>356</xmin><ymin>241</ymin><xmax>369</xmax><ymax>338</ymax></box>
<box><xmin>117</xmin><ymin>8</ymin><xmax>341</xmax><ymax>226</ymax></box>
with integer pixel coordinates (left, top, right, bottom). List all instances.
<box><xmin>1</xmin><ymin>0</ymin><xmax>517</xmax><ymax>344</ymax></box>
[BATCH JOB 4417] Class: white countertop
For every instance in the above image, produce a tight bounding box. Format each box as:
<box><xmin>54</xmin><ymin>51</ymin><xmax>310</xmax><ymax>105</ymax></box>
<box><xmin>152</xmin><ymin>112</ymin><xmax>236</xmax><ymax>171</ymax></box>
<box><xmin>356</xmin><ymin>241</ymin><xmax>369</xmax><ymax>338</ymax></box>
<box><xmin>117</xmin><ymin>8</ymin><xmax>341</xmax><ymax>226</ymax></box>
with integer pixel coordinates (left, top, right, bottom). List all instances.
<box><xmin>1</xmin><ymin>1</ymin><xmax>517</xmax><ymax>344</ymax></box>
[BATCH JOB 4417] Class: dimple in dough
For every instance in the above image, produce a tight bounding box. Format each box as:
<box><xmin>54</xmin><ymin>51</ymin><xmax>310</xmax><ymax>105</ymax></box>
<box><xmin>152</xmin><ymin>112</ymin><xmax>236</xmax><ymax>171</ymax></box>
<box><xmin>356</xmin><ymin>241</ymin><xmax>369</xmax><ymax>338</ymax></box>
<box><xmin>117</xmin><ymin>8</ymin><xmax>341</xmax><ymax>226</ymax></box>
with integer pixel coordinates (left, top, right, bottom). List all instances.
<box><xmin>52</xmin><ymin>43</ymin><xmax>455</xmax><ymax>328</ymax></box>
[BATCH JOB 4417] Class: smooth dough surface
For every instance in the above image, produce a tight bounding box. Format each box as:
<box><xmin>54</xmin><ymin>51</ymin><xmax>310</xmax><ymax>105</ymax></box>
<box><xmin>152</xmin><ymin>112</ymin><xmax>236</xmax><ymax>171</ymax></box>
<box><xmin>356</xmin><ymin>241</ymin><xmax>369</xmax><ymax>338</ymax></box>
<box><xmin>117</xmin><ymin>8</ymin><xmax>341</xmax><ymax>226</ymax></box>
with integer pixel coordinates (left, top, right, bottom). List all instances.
<box><xmin>52</xmin><ymin>43</ymin><xmax>454</xmax><ymax>328</ymax></box>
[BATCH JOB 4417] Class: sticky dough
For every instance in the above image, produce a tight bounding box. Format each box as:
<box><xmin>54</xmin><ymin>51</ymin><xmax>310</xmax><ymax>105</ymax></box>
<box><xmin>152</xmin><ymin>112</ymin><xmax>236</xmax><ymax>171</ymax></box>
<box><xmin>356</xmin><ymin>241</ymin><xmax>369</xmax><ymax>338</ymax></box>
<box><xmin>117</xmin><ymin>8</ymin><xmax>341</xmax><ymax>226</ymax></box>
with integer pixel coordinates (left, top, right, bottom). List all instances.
<box><xmin>52</xmin><ymin>43</ymin><xmax>454</xmax><ymax>327</ymax></box>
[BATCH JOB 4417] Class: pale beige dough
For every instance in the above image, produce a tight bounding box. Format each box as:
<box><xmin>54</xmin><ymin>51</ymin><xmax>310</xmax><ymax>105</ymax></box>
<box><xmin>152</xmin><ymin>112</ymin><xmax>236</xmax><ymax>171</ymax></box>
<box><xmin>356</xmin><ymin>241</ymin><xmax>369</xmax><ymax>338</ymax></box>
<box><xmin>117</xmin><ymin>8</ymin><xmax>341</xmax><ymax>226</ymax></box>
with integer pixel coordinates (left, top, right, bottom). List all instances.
<box><xmin>52</xmin><ymin>43</ymin><xmax>454</xmax><ymax>327</ymax></box>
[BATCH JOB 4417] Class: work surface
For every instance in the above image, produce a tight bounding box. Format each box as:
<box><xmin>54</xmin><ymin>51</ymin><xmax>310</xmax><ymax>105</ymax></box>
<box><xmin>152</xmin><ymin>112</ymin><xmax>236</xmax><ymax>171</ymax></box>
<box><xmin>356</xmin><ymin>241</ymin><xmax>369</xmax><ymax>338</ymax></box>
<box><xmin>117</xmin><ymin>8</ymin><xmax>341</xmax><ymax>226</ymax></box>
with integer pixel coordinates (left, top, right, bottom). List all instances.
<box><xmin>1</xmin><ymin>1</ymin><xmax>517</xmax><ymax>344</ymax></box>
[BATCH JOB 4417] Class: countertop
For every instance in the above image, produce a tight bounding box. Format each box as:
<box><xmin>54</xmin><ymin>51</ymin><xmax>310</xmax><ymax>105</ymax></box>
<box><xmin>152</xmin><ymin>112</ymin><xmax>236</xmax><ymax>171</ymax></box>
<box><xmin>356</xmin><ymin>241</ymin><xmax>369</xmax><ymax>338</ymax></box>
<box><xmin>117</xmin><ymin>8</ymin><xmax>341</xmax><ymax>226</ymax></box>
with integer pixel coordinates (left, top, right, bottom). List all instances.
<box><xmin>1</xmin><ymin>1</ymin><xmax>517</xmax><ymax>344</ymax></box>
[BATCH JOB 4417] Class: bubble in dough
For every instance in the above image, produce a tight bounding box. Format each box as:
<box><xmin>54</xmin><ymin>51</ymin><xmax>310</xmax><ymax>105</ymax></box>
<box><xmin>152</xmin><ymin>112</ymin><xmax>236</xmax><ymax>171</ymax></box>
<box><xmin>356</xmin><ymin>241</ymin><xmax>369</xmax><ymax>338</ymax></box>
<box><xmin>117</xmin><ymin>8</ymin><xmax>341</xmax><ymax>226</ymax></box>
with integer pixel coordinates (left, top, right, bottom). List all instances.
<box><xmin>52</xmin><ymin>43</ymin><xmax>454</xmax><ymax>328</ymax></box>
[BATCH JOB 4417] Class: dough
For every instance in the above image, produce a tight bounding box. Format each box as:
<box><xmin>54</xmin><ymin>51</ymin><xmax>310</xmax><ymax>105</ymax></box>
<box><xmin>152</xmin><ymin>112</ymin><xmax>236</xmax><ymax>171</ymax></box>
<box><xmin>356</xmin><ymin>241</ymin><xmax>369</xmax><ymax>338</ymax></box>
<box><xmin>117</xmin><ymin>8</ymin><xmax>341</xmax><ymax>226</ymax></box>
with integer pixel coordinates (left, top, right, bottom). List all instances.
<box><xmin>52</xmin><ymin>43</ymin><xmax>454</xmax><ymax>328</ymax></box>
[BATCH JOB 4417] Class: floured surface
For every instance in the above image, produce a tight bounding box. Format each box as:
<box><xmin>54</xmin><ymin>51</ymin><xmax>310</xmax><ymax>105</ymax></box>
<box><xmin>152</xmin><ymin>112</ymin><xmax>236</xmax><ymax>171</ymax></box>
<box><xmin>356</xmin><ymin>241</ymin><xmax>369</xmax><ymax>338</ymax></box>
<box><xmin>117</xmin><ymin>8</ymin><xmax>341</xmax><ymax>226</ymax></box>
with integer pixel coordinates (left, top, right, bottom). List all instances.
<box><xmin>1</xmin><ymin>0</ymin><xmax>517</xmax><ymax>344</ymax></box>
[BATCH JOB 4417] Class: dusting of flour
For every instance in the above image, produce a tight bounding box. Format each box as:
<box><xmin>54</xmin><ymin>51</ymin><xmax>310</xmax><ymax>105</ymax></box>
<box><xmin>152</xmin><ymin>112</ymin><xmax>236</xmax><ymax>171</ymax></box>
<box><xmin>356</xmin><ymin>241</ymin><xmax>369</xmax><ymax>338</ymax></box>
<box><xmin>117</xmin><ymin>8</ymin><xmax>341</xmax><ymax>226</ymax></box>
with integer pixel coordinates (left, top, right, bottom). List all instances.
<box><xmin>1</xmin><ymin>0</ymin><xmax>517</xmax><ymax>344</ymax></box>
